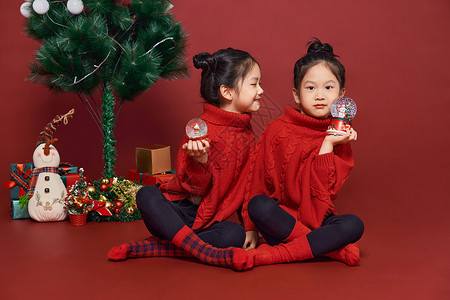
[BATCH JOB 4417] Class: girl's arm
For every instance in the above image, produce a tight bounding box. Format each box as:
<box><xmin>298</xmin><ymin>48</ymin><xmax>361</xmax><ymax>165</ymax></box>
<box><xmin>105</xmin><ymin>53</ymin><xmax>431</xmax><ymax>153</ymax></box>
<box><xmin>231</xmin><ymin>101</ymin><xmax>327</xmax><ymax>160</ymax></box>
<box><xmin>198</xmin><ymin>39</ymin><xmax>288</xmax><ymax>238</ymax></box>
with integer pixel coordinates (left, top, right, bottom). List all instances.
<box><xmin>170</xmin><ymin>138</ymin><xmax>213</xmax><ymax>197</ymax></box>
<box><xmin>312</xmin><ymin>129</ymin><xmax>357</xmax><ymax>199</ymax></box>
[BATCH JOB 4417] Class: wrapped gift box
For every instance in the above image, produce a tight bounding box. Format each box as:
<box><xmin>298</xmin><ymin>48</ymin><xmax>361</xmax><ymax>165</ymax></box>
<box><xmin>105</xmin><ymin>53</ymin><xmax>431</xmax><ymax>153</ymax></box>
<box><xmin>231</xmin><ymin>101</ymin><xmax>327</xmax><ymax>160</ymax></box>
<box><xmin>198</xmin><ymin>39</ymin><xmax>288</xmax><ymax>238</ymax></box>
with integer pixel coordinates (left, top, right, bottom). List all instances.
<box><xmin>129</xmin><ymin>170</ymin><xmax>175</xmax><ymax>186</ymax></box>
<box><xmin>7</xmin><ymin>163</ymin><xmax>34</xmax><ymax>199</ymax></box>
<box><xmin>11</xmin><ymin>200</ymin><xmax>30</xmax><ymax>219</ymax></box>
<box><xmin>136</xmin><ymin>145</ymin><xmax>172</xmax><ymax>174</ymax></box>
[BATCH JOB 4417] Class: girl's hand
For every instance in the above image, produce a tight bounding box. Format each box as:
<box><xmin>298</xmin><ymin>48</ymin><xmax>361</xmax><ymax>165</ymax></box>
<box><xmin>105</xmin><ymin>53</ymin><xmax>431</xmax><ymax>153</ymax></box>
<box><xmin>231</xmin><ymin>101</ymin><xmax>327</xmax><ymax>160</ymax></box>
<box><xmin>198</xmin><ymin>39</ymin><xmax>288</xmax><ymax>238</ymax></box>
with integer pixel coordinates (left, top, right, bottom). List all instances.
<box><xmin>319</xmin><ymin>128</ymin><xmax>358</xmax><ymax>154</ymax></box>
<box><xmin>182</xmin><ymin>139</ymin><xmax>210</xmax><ymax>163</ymax></box>
<box><xmin>243</xmin><ymin>231</ymin><xmax>259</xmax><ymax>250</ymax></box>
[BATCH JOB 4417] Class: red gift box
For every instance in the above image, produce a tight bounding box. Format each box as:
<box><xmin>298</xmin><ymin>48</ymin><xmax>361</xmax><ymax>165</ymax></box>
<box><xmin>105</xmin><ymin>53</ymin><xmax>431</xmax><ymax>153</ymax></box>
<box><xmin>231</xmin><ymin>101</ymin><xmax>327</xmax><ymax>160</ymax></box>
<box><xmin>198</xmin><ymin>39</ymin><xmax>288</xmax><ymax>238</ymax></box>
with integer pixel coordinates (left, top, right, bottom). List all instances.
<box><xmin>128</xmin><ymin>170</ymin><xmax>175</xmax><ymax>186</ymax></box>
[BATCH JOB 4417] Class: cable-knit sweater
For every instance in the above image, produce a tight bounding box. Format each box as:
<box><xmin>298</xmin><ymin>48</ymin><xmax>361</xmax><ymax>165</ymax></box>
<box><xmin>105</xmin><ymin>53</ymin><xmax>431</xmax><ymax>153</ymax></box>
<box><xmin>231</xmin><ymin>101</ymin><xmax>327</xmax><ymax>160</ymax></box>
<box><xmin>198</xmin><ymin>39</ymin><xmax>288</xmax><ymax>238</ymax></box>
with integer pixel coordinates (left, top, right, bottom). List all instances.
<box><xmin>160</xmin><ymin>104</ymin><xmax>255</xmax><ymax>231</ymax></box>
<box><xmin>242</xmin><ymin>105</ymin><xmax>354</xmax><ymax>231</ymax></box>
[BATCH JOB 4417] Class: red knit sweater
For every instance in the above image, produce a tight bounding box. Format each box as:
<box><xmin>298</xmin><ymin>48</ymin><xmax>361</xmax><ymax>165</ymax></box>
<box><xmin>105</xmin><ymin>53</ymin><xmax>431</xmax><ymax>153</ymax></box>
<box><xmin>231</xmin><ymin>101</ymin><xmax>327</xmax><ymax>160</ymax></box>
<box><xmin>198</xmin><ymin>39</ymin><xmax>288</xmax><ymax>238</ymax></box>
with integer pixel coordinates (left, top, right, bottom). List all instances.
<box><xmin>242</xmin><ymin>105</ymin><xmax>354</xmax><ymax>231</ymax></box>
<box><xmin>160</xmin><ymin>104</ymin><xmax>255</xmax><ymax>231</ymax></box>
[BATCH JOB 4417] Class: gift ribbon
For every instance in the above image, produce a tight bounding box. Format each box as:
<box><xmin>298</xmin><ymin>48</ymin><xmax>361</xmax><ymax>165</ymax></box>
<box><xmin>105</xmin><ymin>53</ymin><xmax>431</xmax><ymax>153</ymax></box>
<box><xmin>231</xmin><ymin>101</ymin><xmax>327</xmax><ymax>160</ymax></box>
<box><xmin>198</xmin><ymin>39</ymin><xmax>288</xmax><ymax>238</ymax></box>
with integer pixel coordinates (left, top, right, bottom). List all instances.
<box><xmin>4</xmin><ymin>163</ymin><xmax>32</xmax><ymax>191</ymax></box>
<box><xmin>92</xmin><ymin>200</ymin><xmax>112</xmax><ymax>216</ymax></box>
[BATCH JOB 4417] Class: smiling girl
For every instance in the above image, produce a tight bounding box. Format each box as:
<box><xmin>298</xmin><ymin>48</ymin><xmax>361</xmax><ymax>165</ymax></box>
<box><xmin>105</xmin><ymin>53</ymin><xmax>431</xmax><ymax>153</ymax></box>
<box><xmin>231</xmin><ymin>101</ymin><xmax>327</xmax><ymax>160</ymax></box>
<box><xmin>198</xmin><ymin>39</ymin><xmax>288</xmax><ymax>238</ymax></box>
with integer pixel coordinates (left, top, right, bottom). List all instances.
<box><xmin>108</xmin><ymin>48</ymin><xmax>262</xmax><ymax>270</ymax></box>
<box><xmin>241</xmin><ymin>39</ymin><xmax>364</xmax><ymax>268</ymax></box>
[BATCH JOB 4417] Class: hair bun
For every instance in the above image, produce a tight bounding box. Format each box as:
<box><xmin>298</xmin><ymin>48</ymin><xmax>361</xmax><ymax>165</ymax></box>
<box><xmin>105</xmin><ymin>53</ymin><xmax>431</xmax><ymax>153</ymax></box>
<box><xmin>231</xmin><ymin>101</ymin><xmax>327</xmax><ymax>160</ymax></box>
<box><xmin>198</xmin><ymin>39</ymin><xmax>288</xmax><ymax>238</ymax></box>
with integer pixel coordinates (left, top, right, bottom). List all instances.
<box><xmin>193</xmin><ymin>52</ymin><xmax>216</xmax><ymax>73</ymax></box>
<box><xmin>307</xmin><ymin>38</ymin><xmax>335</xmax><ymax>55</ymax></box>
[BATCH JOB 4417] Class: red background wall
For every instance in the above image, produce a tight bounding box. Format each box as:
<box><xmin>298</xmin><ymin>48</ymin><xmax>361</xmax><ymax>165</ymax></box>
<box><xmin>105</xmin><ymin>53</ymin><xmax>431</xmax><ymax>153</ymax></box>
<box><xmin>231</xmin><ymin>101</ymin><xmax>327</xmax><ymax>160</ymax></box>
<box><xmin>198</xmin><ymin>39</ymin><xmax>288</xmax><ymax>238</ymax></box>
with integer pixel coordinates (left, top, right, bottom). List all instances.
<box><xmin>1</xmin><ymin>0</ymin><xmax>450</xmax><ymax>263</ymax></box>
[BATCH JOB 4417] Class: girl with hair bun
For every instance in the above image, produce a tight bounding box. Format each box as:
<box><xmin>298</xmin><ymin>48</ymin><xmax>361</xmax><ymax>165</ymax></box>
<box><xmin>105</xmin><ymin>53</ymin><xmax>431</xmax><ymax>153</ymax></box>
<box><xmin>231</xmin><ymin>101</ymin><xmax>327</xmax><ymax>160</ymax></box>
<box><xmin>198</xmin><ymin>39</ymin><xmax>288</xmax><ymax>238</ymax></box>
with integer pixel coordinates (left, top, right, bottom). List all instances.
<box><xmin>240</xmin><ymin>39</ymin><xmax>365</xmax><ymax>268</ymax></box>
<box><xmin>108</xmin><ymin>48</ymin><xmax>263</xmax><ymax>270</ymax></box>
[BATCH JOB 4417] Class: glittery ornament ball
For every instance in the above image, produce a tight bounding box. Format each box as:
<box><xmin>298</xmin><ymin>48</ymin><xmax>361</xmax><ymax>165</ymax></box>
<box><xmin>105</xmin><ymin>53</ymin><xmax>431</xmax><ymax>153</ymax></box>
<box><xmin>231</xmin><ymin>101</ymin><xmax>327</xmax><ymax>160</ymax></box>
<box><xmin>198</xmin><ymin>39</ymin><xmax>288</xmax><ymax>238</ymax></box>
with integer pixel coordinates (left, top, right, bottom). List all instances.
<box><xmin>101</xmin><ymin>178</ymin><xmax>110</xmax><ymax>185</ymax></box>
<box><xmin>99</xmin><ymin>183</ymin><xmax>109</xmax><ymax>192</ymax></box>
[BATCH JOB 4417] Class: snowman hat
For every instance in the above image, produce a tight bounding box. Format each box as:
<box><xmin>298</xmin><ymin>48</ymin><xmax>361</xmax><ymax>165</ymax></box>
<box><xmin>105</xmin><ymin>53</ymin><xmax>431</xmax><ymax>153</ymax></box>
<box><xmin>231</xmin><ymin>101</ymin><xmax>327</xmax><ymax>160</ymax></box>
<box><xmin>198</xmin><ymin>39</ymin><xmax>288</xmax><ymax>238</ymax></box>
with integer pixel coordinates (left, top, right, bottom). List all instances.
<box><xmin>36</xmin><ymin>109</ymin><xmax>75</xmax><ymax>146</ymax></box>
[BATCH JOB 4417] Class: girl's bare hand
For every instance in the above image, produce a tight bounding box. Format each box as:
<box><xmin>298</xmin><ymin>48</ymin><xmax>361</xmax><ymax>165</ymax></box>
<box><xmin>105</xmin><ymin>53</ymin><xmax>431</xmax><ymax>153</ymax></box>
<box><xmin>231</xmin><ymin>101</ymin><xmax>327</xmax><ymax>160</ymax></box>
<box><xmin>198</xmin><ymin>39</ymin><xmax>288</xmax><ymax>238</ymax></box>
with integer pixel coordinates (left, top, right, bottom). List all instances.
<box><xmin>182</xmin><ymin>139</ymin><xmax>210</xmax><ymax>163</ymax></box>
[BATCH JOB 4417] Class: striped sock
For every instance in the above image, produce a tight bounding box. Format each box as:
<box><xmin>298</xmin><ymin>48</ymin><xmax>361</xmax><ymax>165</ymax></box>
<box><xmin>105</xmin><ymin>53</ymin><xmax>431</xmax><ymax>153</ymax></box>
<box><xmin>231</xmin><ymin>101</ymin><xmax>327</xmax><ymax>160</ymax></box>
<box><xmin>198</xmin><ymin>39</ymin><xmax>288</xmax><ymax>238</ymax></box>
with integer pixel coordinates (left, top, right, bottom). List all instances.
<box><xmin>107</xmin><ymin>236</ymin><xmax>193</xmax><ymax>261</ymax></box>
<box><xmin>171</xmin><ymin>225</ymin><xmax>251</xmax><ymax>270</ymax></box>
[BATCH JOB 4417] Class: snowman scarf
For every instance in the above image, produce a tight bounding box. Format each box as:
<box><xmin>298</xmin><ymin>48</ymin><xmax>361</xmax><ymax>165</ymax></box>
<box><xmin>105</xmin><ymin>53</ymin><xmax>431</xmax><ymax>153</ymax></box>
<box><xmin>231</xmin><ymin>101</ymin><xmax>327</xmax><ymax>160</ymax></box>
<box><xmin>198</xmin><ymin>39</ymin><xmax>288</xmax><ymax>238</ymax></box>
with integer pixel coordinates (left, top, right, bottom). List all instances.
<box><xmin>26</xmin><ymin>167</ymin><xmax>60</xmax><ymax>198</ymax></box>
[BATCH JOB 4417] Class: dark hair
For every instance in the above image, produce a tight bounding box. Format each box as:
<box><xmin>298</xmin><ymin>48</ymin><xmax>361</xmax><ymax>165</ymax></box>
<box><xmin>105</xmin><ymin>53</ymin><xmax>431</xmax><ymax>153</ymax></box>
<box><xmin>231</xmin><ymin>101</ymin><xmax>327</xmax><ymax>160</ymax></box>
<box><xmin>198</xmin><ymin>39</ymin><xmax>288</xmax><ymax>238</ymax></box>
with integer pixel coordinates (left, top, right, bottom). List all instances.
<box><xmin>193</xmin><ymin>48</ymin><xmax>258</xmax><ymax>107</ymax></box>
<box><xmin>293</xmin><ymin>38</ymin><xmax>345</xmax><ymax>91</ymax></box>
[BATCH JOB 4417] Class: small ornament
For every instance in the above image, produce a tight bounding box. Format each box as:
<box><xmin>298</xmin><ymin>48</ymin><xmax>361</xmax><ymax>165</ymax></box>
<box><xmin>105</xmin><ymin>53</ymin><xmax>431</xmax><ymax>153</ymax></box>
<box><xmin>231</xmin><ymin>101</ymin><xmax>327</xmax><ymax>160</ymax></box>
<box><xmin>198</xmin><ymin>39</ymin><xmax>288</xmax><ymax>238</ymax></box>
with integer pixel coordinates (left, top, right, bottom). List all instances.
<box><xmin>186</xmin><ymin>118</ymin><xmax>208</xmax><ymax>140</ymax></box>
<box><xmin>114</xmin><ymin>200</ymin><xmax>124</xmax><ymax>208</ymax></box>
<box><xmin>101</xmin><ymin>178</ymin><xmax>110</xmax><ymax>185</ymax></box>
<box><xmin>327</xmin><ymin>97</ymin><xmax>357</xmax><ymax>136</ymax></box>
<box><xmin>98</xmin><ymin>194</ymin><xmax>108</xmax><ymax>202</ymax></box>
<box><xmin>20</xmin><ymin>2</ymin><xmax>32</xmax><ymax>18</ymax></box>
<box><xmin>86</xmin><ymin>186</ymin><xmax>96</xmax><ymax>194</ymax></box>
<box><xmin>67</xmin><ymin>0</ymin><xmax>84</xmax><ymax>15</ymax></box>
<box><xmin>99</xmin><ymin>183</ymin><xmax>109</xmax><ymax>192</ymax></box>
<box><xmin>104</xmin><ymin>201</ymin><xmax>113</xmax><ymax>208</ymax></box>
<box><xmin>32</xmin><ymin>0</ymin><xmax>50</xmax><ymax>15</ymax></box>
<box><xmin>126</xmin><ymin>206</ymin><xmax>135</xmax><ymax>214</ymax></box>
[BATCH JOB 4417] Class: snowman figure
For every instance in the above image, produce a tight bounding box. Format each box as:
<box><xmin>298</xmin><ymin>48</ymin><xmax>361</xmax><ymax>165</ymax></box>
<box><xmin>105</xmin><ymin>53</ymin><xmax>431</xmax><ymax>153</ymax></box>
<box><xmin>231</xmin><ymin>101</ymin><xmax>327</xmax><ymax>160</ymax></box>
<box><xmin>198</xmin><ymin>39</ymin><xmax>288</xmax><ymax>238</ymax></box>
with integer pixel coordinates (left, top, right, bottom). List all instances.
<box><xmin>26</xmin><ymin>109</ymin><xmax>75</xmax><ymax>222</ymax></box>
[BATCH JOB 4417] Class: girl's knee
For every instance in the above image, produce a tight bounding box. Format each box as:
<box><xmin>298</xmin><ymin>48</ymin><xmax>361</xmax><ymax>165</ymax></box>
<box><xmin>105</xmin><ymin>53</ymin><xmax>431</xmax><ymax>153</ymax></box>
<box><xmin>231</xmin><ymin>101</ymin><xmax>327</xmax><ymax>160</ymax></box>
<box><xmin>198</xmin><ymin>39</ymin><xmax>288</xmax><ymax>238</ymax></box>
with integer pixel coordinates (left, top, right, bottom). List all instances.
<box><xmin>248</xmin><ymin>195</ymin><xmax>276</xmax><ymax>222</ymax></box>
<box><xmin>136</xmin><ymin>185</ymin><xmax>161</xmax><ymax>209</ymax></box>
<box><xmin>342</xmin><ymin>214</ymin><xmax>364</xmax><ymax>242</ymax></box>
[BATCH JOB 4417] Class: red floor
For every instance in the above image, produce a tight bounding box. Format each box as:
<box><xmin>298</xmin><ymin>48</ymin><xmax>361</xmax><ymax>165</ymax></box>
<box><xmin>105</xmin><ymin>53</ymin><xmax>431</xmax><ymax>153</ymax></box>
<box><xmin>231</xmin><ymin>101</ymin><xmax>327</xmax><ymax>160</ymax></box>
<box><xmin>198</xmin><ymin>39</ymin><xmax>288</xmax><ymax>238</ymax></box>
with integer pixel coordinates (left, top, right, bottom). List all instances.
<box><xmin>2</xmin><ymin>199</ymin><xmax>449</xmax><ymax>300</ymax></box>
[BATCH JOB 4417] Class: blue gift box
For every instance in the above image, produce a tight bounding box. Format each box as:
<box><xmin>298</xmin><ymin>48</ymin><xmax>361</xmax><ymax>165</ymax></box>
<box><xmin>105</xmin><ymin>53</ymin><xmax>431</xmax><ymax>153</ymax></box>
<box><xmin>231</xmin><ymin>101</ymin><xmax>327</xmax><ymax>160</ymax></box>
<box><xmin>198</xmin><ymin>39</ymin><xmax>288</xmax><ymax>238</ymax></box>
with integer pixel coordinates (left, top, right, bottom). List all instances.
<box><xmin>8</xmin><ymin>163</ymin><xmax>34</xmax><ymax>200</ymax></box>
<box><xmin>11</xmin><ymin>200</ymin><xmax>30</xmax><ymax>219</ymax></box>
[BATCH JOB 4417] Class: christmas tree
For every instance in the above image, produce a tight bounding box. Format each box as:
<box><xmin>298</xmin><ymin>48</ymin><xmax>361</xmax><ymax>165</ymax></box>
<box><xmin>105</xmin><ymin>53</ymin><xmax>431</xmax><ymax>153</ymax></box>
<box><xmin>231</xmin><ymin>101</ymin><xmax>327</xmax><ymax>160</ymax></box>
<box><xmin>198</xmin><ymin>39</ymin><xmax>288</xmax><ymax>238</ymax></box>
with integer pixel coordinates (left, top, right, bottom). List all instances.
<box><xmin>21</xmin><ymin>0</ymin><xmax>188</xmax><ymax>178</ymax></box>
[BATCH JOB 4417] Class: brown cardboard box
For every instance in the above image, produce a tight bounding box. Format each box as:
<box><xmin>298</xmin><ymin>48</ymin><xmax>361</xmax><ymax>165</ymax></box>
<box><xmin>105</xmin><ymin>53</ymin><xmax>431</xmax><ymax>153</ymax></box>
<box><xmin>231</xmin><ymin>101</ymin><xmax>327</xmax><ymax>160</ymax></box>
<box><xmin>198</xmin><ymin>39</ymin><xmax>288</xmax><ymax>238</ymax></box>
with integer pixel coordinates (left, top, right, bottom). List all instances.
<box><xmin>136</xmin><ymin>145</ymin><xmax>171</xmax><ymax>174</ymax></box>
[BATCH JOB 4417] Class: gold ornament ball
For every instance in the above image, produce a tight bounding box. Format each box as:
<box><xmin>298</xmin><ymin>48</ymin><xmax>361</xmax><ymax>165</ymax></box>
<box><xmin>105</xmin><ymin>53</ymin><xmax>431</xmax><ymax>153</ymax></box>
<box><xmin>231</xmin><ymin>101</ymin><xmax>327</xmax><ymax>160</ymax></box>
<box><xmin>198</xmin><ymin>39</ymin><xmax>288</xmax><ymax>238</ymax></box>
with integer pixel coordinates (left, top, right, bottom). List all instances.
<box><xmin>87</xmin><ymin>186</ymin><xmax>96</xmax><ymax>193</ymax></box>
<box><xmin>101</xmin><ymin>178</ymin><xmax>110</xmax><ymax>185</ymax></box>
<box><xmin>99</xmin><ymin>183</ymin><xmax>109</xmax><ymax>192</ymax></box>
<box><xmin>126</xmin><ymin>206</ymin><xmax>135</xmax><ymax>214</ymax></box>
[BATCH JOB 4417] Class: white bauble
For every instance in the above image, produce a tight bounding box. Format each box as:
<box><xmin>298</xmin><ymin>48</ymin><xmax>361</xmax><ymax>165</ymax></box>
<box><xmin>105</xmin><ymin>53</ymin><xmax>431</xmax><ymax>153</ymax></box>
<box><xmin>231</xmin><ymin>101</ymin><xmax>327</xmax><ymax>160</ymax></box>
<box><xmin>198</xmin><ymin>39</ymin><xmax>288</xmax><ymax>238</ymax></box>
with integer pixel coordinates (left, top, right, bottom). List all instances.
<box><xmin>32</xmin><ymin>0</ymin><xmax>50</xmax><ymax>15</ymax></box>
<box><xmin>67</xmin><ymin>0</ymin><xmax>84</xmax><ymax>15</ymax></box>
<box><xmin>20</xmin><ymin>2</ymin><xmax>32</xmax><ymax>18</ymax></box>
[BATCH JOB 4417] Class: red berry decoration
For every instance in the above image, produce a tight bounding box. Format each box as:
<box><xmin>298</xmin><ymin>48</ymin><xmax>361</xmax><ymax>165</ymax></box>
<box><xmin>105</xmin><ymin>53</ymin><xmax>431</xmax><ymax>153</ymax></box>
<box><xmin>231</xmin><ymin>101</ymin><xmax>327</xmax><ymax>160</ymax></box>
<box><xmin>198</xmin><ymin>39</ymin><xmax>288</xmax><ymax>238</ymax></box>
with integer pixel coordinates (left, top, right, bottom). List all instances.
<box><xmin>99</xmin><ymin>183</ymin><xmax>109</xmax><ymax>192</ymax></box>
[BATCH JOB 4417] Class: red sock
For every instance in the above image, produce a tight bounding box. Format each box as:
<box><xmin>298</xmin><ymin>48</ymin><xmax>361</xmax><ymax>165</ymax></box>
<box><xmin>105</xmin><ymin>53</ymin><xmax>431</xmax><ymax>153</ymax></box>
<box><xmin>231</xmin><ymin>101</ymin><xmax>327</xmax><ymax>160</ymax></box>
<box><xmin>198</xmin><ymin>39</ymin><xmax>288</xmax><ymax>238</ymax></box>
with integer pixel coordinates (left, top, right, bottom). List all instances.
<box><xmin>283</xmin><ymin>221</ymin><xmax>311</xmax><ymax>242</ymax></box>
<box><xmin>171</xmin><ymin>225</ymin><xmax>252</xmax><ymax>270</ymax></box>
<box><xmin>249</xmin><ymin>235</ymin><xmax>314</xmax><ymax>267</ymax></box>
<box><xmin>107</xmin><ymin>236</ymin><xmax>193</xmax><ymax>261</ymax></box>
<box><xmin>324</xmin><ymin>243</ymin><xmax>360</xmax><ymax>266</ymax></box>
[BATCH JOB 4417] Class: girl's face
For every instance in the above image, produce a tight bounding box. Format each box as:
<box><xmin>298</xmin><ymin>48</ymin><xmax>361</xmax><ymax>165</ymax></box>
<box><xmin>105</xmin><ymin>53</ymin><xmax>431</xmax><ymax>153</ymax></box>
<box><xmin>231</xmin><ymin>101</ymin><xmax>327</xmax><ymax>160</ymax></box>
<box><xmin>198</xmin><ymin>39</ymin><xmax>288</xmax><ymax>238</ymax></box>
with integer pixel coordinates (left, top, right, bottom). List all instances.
<box><xmin>223</xmin><ymin>64</ymin><xmax>263</xmax><ymax>114</ymax></box>
<box><xmin>292</xmin><ymin>63</ymin><xmax>344</xmax><ymax>119</ymax></box>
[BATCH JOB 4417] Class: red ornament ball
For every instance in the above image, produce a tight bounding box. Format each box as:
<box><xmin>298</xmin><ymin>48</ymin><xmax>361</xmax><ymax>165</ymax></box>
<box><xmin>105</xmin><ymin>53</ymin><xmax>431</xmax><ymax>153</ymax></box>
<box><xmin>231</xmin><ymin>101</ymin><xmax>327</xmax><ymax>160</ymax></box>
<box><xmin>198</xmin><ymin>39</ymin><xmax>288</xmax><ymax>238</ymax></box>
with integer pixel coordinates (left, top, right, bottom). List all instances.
<box><xmin>99</xmin><ymin>183</ymin><xmax>109</xmax><ymax>192</ymax></box>
<box><xmin>114</xmin><ymin>200</ymin><xmax>124</xmax><ymax>208</ymax></box>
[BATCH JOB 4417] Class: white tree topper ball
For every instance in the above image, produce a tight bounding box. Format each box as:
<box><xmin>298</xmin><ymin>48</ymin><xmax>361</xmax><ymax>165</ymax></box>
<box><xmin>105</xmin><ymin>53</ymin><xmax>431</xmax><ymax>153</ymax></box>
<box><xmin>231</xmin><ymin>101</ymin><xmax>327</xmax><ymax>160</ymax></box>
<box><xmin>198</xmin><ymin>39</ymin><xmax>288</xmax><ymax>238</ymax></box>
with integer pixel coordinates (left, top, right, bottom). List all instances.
<box><xmin>186</xmin><ymin>118</ymin><xmax>208</xmax><ymax>139</ymax></box>
<box><xmin>32</xmin><ymin>0</ymin><xmax>50</xmax><ymax>15</ymax></box>
<box><xmin>330</xmin><ymin>97</ymin><xmax>357</xmax><ymax>119</ymax></box>
<box><xmin>67</xmin><ymin>0</ymin><xmax>84</xmax><ymax>15</ymax></box>
<box><xmin>20</xmin><ymin>2</ymin><xmax>32</xmax><ymax>18</ymax></box>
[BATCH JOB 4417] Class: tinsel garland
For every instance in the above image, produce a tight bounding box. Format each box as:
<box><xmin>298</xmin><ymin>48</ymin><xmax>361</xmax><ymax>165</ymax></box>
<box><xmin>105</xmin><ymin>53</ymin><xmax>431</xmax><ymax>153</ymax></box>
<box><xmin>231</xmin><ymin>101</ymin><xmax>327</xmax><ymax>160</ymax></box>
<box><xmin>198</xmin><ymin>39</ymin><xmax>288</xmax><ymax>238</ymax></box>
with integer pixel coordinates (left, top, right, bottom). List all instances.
<box><xmin>101</xmin><ymin>84</ymin><xmax>117</xmax><ymax>178</ymax></box>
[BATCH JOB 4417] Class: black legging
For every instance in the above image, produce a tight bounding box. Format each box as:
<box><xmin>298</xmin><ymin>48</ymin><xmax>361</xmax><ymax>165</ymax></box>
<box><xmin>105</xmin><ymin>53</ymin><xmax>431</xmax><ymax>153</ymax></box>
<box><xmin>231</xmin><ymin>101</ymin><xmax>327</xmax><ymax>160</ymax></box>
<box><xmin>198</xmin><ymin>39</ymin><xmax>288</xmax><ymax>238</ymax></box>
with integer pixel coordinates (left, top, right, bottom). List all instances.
<box><xmin>248</xmin><ymin>194</ymin><xmax>364</xmax><ymax>257</ymax></box>
<box><xmin>136</xmin><ymin>185</ymin><xmax>246</xmax><ymax>248</ymax></box>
